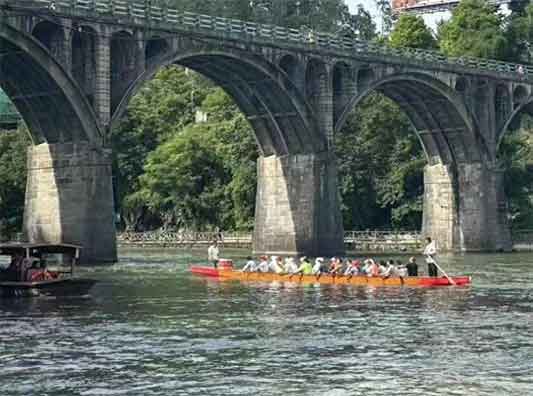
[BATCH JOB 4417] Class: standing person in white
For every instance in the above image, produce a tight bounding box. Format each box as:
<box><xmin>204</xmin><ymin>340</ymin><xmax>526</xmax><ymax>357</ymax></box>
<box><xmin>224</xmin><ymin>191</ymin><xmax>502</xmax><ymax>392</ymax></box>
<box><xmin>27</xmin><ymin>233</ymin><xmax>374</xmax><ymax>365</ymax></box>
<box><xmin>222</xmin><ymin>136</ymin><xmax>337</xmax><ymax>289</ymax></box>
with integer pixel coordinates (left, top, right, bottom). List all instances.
<box><xmin>423</xmin><ymin>237</ymin><xmax>438</xmax><ymax>277</ymax></box>
<box><xmin>208</xmin><ymin>241</ymin><xmax>220</xmax><ymax>268</ymax></box>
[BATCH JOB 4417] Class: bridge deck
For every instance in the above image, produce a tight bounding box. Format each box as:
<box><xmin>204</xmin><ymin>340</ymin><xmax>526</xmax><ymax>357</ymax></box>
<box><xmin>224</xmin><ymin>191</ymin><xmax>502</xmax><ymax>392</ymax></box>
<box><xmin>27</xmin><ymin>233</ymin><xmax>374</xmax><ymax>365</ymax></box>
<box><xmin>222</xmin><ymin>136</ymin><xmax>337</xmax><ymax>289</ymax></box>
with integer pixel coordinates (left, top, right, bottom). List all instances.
<box><xmin>4</xmin><ymin>0</ymin><xmax>532</xmax><ymax>83</ymax></box>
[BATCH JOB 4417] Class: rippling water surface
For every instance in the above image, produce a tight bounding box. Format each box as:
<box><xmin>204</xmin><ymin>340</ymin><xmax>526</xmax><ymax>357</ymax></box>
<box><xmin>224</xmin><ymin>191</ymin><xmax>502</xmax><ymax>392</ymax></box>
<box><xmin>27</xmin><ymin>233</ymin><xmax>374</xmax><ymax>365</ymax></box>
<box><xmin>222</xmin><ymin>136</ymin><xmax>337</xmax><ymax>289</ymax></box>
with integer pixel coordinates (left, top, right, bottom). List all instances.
<box><xmin>1</xmin><ymin>249</ymin><xmax>533</xmax><ymax>395</ymax></box>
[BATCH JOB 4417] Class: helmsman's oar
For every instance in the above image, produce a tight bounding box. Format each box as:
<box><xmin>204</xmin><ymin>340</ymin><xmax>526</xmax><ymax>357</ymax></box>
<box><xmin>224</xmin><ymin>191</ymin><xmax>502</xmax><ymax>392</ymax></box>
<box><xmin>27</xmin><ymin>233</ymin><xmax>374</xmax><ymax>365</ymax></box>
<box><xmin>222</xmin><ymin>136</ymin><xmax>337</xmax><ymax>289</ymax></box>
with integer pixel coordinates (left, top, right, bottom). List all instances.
<box><xmin>428</xmin><ymin>255</ymin><xmax>456</xmax><ymax>286</ymax></box>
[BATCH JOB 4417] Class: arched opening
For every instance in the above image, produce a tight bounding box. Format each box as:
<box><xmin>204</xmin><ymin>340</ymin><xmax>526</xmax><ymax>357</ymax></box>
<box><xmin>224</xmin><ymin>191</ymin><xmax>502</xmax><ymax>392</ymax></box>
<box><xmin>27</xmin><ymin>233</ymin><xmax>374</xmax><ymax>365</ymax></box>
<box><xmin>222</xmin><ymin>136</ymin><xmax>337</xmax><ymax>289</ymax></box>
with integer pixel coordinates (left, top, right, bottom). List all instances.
<box><xmin>332</xmin><ymin>62</ymin><xmax>354</xmax><ymax>126</ymax></box>
<box><xmin>305</xmin><ymin>59</ymin><xmax>328</xmax><ymax>110</ymax></box>
<box><xmin>31</xmin><ymin>20</ymin><xmax>65</xmax><ymax>61</ymax></box>
<box><xmin>109</xmin><ymin>51</ymin><xmax>324</xmax><ymax>236</ymax></box>
<box><xmin>455</xmin><ymin>76</ymin><xmax>468</xmax><ymax>93</ymax></box>
<box><xmin>145</xmin><ymin>37</ymin><xmax>169</xmax><ymax>68</ymax></box>
<box><xmin>111</xmin><ymin>31</ymin><xmax>137</xmax><ymax>112</ymax></box>
<box><xmin>513</xmin><ymin>85</ymin><xmax>529</xmax><ymax>107</ymax></box>
<box><xmin>72</xmin><ymin>26</ymin><xmax>98</xmax><ymax>106</ymax></box>
<box><xmin>357</xmin><ymin>68</ymin><xmax>374</xmax><ymax>90</ymax></box>
<box><xmin>335</xmin><ymin>74</ymin><xmax>482</xmax><ymax>250</ymax></box>
<box><xmin>495</xmin><ymin>84</ymin><xmax>511</xmax><ymax>130</ymax></box>
<box><xmin>279</xmin><ymin>54</ymin><xmax>299</xmax><ymax>85</ymax></box>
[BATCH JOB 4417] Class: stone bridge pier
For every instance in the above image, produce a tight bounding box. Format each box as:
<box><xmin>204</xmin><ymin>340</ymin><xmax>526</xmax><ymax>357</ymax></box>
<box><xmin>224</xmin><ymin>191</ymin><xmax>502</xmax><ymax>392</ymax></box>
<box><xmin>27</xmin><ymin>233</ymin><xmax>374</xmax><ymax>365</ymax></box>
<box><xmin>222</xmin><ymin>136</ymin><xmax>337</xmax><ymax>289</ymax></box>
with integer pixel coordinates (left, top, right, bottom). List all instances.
<box><xmin>24</xmin><ymin>143</ymin><xmax>116</xmax><ymax>263</ymax></box>
<box><xmin>423</xmin><ymin>162</ymin><xmax>511</xmax><ymax>252</ymax></box>
<box><xmin>253</xmin><ymin>153</ymin><xmax>344</xmax><ymax>257</ymax></box>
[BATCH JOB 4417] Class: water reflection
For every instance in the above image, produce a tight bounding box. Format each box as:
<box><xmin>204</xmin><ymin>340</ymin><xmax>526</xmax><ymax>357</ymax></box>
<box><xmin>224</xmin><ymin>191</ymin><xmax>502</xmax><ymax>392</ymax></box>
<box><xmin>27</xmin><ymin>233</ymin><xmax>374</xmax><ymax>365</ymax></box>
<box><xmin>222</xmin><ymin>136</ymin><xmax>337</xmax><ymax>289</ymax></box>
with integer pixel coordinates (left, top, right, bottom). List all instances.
<box><xmin>0</xmin><ymin>249</ymin><xmax>532</xmax><ymax>395</ymax></box>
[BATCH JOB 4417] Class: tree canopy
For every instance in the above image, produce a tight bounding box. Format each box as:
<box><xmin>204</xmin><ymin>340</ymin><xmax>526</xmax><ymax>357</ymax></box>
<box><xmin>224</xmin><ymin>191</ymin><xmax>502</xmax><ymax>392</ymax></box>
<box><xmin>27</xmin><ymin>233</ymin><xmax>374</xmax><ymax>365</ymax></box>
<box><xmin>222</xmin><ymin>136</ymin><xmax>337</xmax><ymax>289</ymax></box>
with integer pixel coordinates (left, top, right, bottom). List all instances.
<box><xmin>389</xmin><ymin>14</ymin><xmax>437</xmax><ymax>49</ymax></box>
<box><xmin>438</xmin><ymin>0</ymin><xmax>508</xmax><ymax>59</ymax></box>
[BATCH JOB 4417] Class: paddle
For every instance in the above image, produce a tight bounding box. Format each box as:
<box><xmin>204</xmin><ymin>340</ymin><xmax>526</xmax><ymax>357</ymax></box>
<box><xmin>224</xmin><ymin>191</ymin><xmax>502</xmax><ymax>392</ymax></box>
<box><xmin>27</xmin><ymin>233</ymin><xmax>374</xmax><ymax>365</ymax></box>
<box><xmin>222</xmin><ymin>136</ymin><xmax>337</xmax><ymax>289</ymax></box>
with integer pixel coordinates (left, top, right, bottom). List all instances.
<box><xmin>427</xmin><ymin>255</ymin><xmax>456</xmax><ymax>286</ymax></box>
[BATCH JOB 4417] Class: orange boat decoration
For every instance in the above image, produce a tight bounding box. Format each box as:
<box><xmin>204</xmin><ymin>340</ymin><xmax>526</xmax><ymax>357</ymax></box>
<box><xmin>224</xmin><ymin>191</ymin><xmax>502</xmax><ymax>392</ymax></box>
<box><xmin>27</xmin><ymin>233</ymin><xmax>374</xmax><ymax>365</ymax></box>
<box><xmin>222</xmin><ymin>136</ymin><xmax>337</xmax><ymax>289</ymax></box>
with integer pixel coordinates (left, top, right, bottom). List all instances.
<box><xmin>190</xmin><ymin>260</ymin><xmax>471</xmax><ymax>287</ymax></box>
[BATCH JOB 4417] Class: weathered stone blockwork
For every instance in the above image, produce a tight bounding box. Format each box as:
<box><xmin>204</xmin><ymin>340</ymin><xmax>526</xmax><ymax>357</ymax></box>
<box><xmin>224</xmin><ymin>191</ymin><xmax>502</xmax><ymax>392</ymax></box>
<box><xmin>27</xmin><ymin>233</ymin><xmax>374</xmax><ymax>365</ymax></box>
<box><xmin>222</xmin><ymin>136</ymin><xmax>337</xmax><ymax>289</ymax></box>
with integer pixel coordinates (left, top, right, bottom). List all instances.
<box><xmin>23</xmin><ymin>143</ymin><xmax>117</xmax><ymax>263</ymax></box>
<box><xmin>253</xmin><ymin>153</ymin><xmax>344</xmax><ymax>256</ymax></box>
<box><xmin>422</xmin><ymin>163</ymin><xmax>458</xmax><ymax>251</ymax></box>
<box><xmin>423</xmin><ymin>162</ymin><xmax>512</xmax><ymax>252</ymax></box>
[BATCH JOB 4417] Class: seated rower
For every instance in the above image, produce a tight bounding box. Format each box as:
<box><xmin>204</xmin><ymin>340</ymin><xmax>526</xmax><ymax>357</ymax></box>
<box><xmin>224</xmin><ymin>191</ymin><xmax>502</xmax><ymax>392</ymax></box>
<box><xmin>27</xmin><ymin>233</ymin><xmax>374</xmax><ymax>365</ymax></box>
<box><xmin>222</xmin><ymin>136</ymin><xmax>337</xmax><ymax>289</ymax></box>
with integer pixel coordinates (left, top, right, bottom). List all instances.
<box><xmin>269</xmin><ymin>256</ymin><xmax>285</xmax><ymax>274</ymax></box>
<box><xmin>329</xmin><ymin>257</ymin><xmax>343</xmax><ymax>275</ymax></box>
<box><xmin>365</xmin><ymin>259</ymin><xmax>380</xmax><ymax>277</ymax></box>
<box><xmin>241</xmin><ymin>256</ymin><xmax>257</xmax><ymax>272</ymax></box>
<box><xmin>295</xmin><ymin>257</ymin><xmax>313</xmax><ymax>275</ymax></box>
<box><xmin>381</xmin><ymin>260</ymin><xmax>397</xmax><ymax>278</ymax></box>
<box><xmin>285</xmin><ymin>257</ymin><xmax>299</xmax><ymax>274</ymax></box>
<box><xmin>258</xmin><ymin>256</ymin><xmax>270</xmax><ymax>273</ymax></box>
<box><xmin>312</xmin><ymin>257</ymin><xmax>325</xmax><ymax>275</ymax></box>
<box><xmin>344</xmin><ymin>259</ymin><xmax>361</xmax><ymax>276</ymax></box>
<box><xmin>396</xmin><ymin>260</ymin><xmax>408</xmax><ymax>277</ymax></box>
<box><xmin>406</xmin><ymin>257</ymin><xmax>418</xmax><ymax>277</ymax></box>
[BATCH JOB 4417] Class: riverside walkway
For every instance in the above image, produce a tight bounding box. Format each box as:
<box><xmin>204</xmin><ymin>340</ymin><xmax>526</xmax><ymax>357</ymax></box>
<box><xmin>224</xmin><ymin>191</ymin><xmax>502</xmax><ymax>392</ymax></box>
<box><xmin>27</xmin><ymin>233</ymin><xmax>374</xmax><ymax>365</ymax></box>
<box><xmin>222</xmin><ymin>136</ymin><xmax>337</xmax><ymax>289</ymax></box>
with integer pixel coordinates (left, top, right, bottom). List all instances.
<box><xmin>117</xmin><ymin>230</ymin><xmax>533</xmax><ymax>253</ymax></box>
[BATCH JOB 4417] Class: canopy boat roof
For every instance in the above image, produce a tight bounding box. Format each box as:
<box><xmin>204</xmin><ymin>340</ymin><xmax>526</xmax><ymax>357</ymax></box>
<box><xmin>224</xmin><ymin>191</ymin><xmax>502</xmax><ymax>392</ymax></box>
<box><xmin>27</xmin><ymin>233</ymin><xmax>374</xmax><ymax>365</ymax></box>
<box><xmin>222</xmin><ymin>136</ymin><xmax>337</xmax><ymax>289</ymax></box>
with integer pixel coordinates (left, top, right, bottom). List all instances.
<box><xmin>0</xmin><ymin>243</ymin><xmax>82</xmax><ymax>256</ymax></box>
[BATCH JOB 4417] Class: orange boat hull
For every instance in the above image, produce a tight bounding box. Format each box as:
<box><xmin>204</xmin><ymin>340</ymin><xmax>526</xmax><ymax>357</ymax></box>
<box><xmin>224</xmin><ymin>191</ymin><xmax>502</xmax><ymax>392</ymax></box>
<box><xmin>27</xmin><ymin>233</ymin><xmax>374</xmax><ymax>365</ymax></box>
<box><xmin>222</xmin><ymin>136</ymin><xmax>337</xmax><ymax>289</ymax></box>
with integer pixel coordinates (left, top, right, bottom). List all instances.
<box><xmin>190</xmin><ymin>267</ymin><xmax>471</xmax><ymax>287</ymax></box>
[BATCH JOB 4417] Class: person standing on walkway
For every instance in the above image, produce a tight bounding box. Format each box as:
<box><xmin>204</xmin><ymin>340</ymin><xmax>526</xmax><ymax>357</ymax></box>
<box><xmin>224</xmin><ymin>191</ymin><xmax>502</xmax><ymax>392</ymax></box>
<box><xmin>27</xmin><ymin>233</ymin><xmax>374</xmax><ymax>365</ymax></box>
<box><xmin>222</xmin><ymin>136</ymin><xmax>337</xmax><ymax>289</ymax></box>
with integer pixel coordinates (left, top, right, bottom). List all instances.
<box><xmin>423</xmin><ymin>237</ymin><xmax>438</xmax><ymax>277</ymax></box>
<box><xmin>208</xmin><ymin>240</ymin><xmax>220</xmax><ymax>268</ymax></box>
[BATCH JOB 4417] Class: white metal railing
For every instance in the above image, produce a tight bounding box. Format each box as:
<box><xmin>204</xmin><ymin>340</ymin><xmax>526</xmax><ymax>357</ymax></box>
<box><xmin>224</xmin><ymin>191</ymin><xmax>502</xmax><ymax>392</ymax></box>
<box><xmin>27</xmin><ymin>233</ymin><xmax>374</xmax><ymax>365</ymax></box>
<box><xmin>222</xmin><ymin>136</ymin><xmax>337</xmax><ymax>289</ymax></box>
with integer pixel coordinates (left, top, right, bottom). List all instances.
<box><xmin>8</xmin><ymin>0</ymin><xmax>533</xmax><ymax>82</ymax></box>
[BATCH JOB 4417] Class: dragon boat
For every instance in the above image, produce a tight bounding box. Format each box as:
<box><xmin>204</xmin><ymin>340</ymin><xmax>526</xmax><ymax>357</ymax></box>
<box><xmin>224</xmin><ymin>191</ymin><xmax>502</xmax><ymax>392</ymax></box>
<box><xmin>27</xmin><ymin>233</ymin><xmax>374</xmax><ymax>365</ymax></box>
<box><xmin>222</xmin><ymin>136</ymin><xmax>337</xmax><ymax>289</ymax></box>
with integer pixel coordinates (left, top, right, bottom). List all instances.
<box><xmin>190</xmin><ymin>260</ymin><xmax>471</xmax><ymax>287</ymax></box>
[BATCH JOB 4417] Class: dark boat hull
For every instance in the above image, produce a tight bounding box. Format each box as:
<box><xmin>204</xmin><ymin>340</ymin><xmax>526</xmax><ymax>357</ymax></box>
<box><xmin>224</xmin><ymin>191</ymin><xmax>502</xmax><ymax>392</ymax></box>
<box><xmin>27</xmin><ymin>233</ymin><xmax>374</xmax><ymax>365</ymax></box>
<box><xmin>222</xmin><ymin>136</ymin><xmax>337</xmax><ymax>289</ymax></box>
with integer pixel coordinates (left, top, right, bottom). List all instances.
<box><xmin>0</xmin><ymin>278</ymin><xmax>97</xmax><ymax>298</ymax></box>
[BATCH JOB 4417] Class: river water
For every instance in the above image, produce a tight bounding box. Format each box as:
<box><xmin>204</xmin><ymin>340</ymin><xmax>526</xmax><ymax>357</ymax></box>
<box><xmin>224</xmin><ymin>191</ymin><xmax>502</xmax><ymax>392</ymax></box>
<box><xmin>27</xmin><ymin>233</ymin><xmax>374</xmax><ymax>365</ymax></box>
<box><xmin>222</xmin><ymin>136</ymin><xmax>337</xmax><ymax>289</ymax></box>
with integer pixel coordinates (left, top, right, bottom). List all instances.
<box><xmin>1</xmin><ymin>248</ymin><xmax>532</xmax><ymax>395</ymax></box>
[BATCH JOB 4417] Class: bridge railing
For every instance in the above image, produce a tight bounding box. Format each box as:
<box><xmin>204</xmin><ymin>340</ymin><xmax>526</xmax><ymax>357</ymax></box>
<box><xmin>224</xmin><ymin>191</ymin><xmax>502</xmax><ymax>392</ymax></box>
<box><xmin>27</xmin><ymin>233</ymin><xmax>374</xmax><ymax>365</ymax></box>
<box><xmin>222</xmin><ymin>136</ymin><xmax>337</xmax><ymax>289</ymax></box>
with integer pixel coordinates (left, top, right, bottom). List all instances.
<box><xmin>116</xmin><ymin>230</ymin><xmax>424</xmax><ymax>252</ymax></box>
<box><xmin>24</xmin><ymin>0</ymin><xmax>533</xmax><ymax>80</ymax></box>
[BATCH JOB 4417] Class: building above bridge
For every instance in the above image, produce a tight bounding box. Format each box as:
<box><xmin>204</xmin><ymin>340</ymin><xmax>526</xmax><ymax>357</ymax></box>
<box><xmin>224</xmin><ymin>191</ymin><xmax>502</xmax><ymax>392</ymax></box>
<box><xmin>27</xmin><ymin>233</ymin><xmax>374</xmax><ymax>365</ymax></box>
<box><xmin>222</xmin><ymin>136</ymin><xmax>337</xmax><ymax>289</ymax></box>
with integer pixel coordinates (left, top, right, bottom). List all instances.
<box><xmin>392</xmin><ymin>0</ymin><xmax>525</xmax><ymax>14</ymax></box>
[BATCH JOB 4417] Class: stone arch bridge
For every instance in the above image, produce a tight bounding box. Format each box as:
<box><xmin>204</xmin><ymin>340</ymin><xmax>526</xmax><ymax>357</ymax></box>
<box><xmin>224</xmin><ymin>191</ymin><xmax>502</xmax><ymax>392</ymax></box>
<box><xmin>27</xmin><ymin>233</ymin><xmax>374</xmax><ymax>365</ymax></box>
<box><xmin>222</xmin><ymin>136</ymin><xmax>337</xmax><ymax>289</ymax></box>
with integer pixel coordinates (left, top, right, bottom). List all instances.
<box><xmin>1</xmin><ymin>0</ymin><xmax>532</xmax><ymax>262</ymax></box>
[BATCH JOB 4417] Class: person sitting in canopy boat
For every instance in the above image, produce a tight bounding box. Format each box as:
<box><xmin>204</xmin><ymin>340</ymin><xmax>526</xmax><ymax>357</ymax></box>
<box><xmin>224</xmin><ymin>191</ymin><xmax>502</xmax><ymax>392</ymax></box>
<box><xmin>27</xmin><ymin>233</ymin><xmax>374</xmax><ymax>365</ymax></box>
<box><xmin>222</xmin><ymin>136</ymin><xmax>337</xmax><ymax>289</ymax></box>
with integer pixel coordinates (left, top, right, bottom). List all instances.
<box><xmin>241</xmin><ymin>256</ymin><xmax>257</xmax><ymax>272</ymax></box>
<box><xmin>295</xmin><ymin>257</ymin><xmax>313</xmax><ymax>275</ymax></box>
<box><xmin>284</xmin><ymin>257</ymin><xmax>299</xmax><ymax>274</ymax></box>
<box><xmin>344</xmin><ymin>259</ymin><xmax>361</xmax><ymax>276</ymax></box>
<box><xmin>0</xmin><ymin>252</ymin><xmax>23</xmax><ymax>281</ymax></box>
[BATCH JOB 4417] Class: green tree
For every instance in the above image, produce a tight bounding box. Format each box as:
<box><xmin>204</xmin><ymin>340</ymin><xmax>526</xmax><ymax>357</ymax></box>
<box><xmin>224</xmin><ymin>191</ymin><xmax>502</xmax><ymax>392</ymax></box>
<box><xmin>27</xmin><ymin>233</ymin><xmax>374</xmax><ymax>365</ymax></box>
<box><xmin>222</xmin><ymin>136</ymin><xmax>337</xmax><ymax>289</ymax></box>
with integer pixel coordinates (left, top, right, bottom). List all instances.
<box><xmin>506</xmin><ymin>3</ymin><xmax>533</xmax><ymax>63</ymax></box>
<box><xmin>0</xmin><ymin>126</ymin><xmax>30</xmax><ymax>239</ymax></box>
<box><xmin>138</xmin><ymin>124</ymin><xmax>228</xmax><ymax>230</ymax></box>
<box><xmin>251</xmin><ymin>0</ymin><xmax>351</xmax><ymax>32</ymax></box>
<box><xmin>438</xmin><ymin>0</ymin><xmax>507</xmax><ymax>59</ymax></box>
<box><xmin>389</xmin><ymin>14</ymin><xmax>437</xmax><ymax>49</ymax></box>
<box><xmin>111</xmin><ymin>66</ymin><xmax>212</xmax><ymax>230</ymax></box>
<box><xmin>499</xmin><ymin>116</ymin><xmax>533</xmax><ymax>229</ymax></box>
<box><xmin>336</xmin><ymin>94</ymin><xmax>423</xmax><ymax>230</ymax></box>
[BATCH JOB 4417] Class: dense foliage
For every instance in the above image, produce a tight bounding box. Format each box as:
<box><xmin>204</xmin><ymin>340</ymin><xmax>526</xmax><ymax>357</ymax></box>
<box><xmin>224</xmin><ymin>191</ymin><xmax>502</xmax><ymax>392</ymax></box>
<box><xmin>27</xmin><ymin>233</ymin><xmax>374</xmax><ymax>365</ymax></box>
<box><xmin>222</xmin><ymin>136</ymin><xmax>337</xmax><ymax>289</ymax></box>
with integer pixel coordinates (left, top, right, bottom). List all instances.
<box><xmin>1</xmin><ymin>0</ymin><xmax>532</xmax><ymax>236</ymax></box>
<box><xmin>0</xmin><ymin>127</ymin><xmax>30</xmax><ymax>239</ymax></box>
<box><xmin>438</xmin><ymin>0</ymin><xmax>508</xmax><ymax>59</ymax></box>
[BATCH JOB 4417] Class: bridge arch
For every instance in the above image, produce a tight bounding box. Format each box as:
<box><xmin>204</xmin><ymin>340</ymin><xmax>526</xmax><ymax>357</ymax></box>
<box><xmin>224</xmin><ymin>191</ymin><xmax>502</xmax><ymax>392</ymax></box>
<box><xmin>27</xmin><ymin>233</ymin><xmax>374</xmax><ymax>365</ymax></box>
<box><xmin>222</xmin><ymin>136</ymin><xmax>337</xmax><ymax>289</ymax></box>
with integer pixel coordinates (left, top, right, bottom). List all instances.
<box><xmin>110</xmin><ymin>50</ymin><xmax>326</xmax><ymax>156</ymax></box>
<box><xmin>31</xmin><ymin>20</ymin><xmax>66</xmax><ymax>61</ymax></box>
<box><xmin>336</xmin><ymin>72</ymin><xmax>489</xmax><ymax>165</ymax></box>
<box><xmin>111</xmin><ymin>30</ymin><xmax>137</xmax><ymax>111</ymax></box>
<box><xmin>497</xmin><ymin>95</ymin><xmax>533</xmax><ymax>151</ymax></box>
<box><xmin>0</xmin><ymin>23</ymin><xmax>100</xmax><ymax>144</ymax></box>
<box><xmin>145</xmin><ymin>36</ymin><xmax>169</xmax><ymax>68</ymax></box>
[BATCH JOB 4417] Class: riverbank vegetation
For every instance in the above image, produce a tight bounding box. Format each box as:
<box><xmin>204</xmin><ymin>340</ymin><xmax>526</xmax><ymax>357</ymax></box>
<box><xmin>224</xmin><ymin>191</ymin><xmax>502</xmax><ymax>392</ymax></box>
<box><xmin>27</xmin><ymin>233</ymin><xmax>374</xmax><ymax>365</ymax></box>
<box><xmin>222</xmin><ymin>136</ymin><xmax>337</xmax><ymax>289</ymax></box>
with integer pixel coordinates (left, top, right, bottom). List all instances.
<box><xmin>0</xmin><ymin>0</ymin><xmax>532</xmax><ymax>237</ymax></box>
